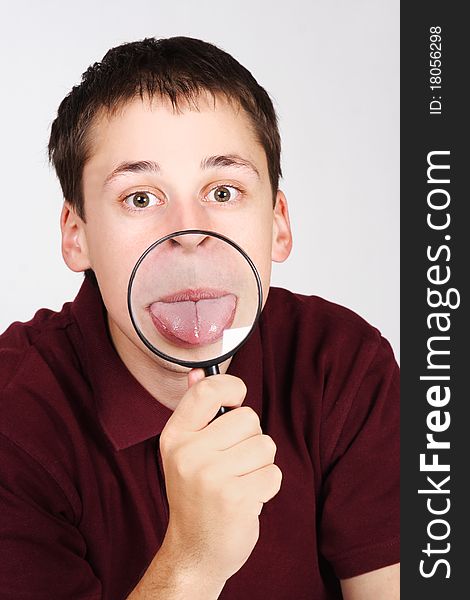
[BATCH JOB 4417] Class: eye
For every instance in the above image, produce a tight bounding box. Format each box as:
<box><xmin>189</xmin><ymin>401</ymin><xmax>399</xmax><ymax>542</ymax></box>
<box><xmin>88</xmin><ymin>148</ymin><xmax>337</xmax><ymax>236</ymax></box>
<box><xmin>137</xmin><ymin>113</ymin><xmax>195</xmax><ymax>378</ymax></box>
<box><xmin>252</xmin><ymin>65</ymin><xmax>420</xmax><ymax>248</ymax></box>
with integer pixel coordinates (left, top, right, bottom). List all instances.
<box><xmin>205</xmin><ymin>185</ymin><xmax>241</xmax><ymax>203</ymax></box>
<box><xmin>123</xmin><ymin>191</ymin><xmax>160</xmax><ymax>210</ymax></box>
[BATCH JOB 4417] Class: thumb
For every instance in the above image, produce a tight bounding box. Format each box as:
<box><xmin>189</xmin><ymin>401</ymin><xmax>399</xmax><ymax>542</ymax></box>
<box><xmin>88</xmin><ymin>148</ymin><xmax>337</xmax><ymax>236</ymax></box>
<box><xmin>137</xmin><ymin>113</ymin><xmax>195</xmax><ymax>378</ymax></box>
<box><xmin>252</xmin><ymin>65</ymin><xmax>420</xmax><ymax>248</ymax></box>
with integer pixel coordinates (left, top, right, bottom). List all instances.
<box><xmin>187</xmin><ymin>368</ymin><xmax>205</xmax><ymax>389</ymax></box>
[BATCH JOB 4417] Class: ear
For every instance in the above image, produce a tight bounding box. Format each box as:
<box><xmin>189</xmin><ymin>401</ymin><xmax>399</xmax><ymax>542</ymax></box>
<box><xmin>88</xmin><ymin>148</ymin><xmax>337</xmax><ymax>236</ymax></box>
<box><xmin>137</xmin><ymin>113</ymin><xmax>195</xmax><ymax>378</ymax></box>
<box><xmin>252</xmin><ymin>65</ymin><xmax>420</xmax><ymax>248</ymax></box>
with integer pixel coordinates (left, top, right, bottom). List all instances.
<box><xmin>60</xmin><ymin>202</ymin><xmax>91</xmax><ymax>272</ymax></box>
<box><xmin>271</xmin><ymin>190</ymin><xmax>293</xmax><ymax>263</ymax></box>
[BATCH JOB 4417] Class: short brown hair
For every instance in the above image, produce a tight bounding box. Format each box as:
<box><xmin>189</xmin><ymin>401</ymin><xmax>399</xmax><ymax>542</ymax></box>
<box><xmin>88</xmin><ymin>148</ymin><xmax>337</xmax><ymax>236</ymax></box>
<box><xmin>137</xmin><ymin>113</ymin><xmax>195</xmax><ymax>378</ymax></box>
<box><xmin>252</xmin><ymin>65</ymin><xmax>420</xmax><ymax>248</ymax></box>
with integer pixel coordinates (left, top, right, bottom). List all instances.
<box><xmin>48</xmin><ymin>36</ymin><xmax>282</xmax><ymax>219</ymax></box>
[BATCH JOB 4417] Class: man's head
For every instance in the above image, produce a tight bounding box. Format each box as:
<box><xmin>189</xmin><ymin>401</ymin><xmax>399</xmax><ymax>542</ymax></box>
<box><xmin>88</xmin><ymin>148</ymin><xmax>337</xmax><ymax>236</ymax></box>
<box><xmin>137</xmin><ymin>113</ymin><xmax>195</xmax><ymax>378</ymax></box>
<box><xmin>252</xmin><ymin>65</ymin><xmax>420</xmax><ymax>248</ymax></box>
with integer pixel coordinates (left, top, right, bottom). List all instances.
<box><xmin>50</xmin><ymin>37</ymin><xmax>292</xmax><ymax>374</ymax></box>
<box><xmin>49</xmin><ymin>36</ymin><xmax>282</xmax><ymax>219</ymax></box>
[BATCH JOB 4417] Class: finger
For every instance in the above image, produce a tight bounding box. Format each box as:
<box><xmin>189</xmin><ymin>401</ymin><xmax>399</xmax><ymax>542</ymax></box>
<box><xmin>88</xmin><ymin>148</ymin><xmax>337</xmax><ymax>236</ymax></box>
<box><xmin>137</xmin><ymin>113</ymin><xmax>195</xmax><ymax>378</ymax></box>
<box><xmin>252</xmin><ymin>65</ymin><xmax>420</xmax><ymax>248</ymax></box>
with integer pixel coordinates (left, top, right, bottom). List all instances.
<box><xmin>168</xmin><ymin>374</ymin><xmax>247</xmax><ymax>433</ymax></box>
<box><xmin>240</xmin><ymin>463</ymin><xmax>283</xmax><ymax>504</ymax></box>
<box><xmin>221</xmin><ymin>434</ymin><xmax>277</xmax><ymax>477</ymax></box>
<box><xmin>202</xmin><ymin>406</ymin><xmax>262</xmax><ymax>450</ymax></box>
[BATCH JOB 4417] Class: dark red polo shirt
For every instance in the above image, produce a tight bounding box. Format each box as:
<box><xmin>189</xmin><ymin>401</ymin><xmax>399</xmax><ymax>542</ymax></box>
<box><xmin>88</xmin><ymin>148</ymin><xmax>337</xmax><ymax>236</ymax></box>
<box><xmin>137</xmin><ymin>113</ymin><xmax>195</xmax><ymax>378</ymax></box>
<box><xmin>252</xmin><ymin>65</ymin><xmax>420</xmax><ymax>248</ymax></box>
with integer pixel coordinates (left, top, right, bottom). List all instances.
<box><xmin>0</xmin><ymin>278</ymin><xmax>399</xmax><ymax>599</ymax></box>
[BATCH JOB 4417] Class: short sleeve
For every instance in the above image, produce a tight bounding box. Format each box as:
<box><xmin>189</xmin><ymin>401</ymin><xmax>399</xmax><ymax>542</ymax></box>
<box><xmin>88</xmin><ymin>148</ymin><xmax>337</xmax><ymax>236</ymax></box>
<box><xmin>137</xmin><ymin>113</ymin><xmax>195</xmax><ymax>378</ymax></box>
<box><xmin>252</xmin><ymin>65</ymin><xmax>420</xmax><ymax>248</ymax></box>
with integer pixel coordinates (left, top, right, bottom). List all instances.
<box><xmin>0</xmin><ymin>432</ymin><xmax>102</xmax><ymax>599</ymax></box>
<box><xmin>319</xmin><ymin>336</ymin><xmax>400</xmax><ymax>579</ymax></box>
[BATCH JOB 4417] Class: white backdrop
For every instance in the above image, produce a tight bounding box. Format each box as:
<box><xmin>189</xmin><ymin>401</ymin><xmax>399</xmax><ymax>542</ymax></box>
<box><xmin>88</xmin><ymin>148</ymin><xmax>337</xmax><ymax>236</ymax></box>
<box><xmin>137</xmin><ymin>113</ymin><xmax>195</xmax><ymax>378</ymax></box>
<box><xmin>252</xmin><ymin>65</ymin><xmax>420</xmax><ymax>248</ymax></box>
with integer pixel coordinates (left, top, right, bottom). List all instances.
<box><xmin>0</xmin><ymin>0</ymin><xmax>399</xmax><ymax>359</ymax></box>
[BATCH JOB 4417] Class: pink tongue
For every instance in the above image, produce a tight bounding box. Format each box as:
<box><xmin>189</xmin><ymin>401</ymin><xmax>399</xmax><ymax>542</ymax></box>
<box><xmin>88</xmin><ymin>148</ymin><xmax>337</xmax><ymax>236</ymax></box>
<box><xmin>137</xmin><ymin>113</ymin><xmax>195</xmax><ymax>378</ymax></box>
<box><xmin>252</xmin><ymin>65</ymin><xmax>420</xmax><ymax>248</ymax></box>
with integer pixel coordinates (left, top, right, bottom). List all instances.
<box><xmin>150</xmin><ymin>295</ymin><xmax>236</xmax><ymax>346</ymax></box>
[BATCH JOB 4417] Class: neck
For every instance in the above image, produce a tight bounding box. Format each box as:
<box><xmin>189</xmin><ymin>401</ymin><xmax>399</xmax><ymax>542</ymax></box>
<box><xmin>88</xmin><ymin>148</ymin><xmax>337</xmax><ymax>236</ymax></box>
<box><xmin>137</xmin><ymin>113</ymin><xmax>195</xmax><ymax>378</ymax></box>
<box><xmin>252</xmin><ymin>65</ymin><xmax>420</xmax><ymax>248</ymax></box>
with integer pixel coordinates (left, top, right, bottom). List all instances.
<box><xmin>107</xmin><ymin>316</ymin><xmax>231</xmax><ymax>410</ymax></box>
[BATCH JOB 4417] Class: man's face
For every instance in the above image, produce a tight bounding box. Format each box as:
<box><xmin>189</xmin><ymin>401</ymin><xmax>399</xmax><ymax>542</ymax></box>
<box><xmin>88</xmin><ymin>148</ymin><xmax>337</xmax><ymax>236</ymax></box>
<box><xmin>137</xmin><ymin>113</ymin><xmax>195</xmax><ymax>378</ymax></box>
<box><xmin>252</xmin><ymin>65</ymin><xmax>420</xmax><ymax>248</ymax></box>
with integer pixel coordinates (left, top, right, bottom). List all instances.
<box><xmin>68</xmin><ymin>93</ymin><xmax>291</xmax><ymax>369</ymax></box>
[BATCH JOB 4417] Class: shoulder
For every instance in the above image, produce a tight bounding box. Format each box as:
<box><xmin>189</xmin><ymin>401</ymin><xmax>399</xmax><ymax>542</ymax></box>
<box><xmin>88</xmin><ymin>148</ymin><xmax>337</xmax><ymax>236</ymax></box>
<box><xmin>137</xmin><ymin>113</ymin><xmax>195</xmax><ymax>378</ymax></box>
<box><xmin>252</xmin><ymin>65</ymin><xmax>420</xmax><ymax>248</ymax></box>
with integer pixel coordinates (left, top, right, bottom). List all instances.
<box><xmin>0</xmin><ymin>304</ymin><xmax>89</xmax><ymax>496</ymax></box>
<box><xmin>0</xmin><ymin>303</ymin><xmax>77</xmax><ymax>391</ymax></box>
<box><xmin>263</xmin><ymin>287</ymin><xmax>386</xmax><ymax>360</ymax></box>
<box><xmin>260</xmin><ymin>288</ymin><xmax>399</xmax><ymax>441</ymax></box>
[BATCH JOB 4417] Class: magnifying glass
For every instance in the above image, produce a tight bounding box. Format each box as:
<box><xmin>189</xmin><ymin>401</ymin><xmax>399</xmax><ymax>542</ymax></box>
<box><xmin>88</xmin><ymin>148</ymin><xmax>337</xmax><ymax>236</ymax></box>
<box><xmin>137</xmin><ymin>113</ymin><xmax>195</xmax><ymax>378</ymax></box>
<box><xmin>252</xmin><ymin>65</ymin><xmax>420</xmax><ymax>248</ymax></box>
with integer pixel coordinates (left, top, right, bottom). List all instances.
<box><xmin>127</xmin><ymin>230</ymin><xmax>263</xmax><ymax>416</ymax></box>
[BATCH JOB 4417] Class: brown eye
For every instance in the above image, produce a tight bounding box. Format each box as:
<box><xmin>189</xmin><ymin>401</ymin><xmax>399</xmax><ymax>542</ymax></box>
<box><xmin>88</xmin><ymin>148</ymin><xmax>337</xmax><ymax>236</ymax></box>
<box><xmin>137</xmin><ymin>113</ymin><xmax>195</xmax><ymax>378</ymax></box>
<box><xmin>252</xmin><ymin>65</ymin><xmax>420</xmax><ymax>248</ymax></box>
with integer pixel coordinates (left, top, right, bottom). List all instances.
<box><xmin>124</xmin><ymin>191</ymin><xmax>159</xmax><ymax>210</ymax></box>
<box><xmin>214</xmin><ymin>186</ymin><xmax>231</xmax><ymax>202</ymax></box>
<box><xmin>206</xmin><ymin>185</ymin><xmax>241</xmax><ymax>204</ymax></box>
<box><xmin>133</xmin><ymin>192</ymin><xmax>150</xmax><ymax>208</ymax></box>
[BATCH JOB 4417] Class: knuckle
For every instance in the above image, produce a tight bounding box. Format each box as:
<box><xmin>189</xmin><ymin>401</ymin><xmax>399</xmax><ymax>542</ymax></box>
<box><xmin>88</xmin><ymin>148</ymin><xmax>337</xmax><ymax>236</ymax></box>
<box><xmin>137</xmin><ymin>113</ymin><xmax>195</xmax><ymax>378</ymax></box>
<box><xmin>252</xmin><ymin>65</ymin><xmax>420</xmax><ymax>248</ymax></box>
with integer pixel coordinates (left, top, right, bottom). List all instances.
<box><xmin>172</xmin><ymin>445</ymin><xmax>195</xmax><ymax>478</ymax></box>
<box><xmin>261</xmin><ymin>435</ymin><xmax>277</xmax><ymax>459</ymax></box>
<box><xmin>238</xmin><ymin>406</ymin><xmax>261</xmax><ymax>430</ymax></box>
<box><xmin>259</xmin><ymin>464</ymin><xmax>283</xmax><ymax>502</ymax></box>
<box><xmin>159</xmin><ymin>428</ymin><xmax>175</xmax><ymax>455</ymax></box>
<box><xmin>191</xmin><ymin>378</ymin><xmax>214</xmax><ymax>403</ymax></box>
<box><xmin>233</xmin><ymin>377</ymin><xmax>247</xmax><ymax>399</ymax></box>
<box><xmin>271</xmin><ymin>464</ymin><xmax>283</xmax><ymax>490</ymax></box>
<box><xmin>219</xmin><ymin>375</ymin><xmax>247</xmax><ymax>405</ymax></box>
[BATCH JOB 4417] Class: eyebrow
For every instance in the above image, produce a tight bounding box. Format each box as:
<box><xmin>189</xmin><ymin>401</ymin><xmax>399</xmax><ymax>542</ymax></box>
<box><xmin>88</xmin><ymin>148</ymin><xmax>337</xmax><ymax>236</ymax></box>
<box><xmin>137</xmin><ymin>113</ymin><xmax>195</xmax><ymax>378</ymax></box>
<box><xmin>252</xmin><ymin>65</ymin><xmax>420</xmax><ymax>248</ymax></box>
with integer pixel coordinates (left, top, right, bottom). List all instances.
<box><xmin>103</xmin><ymin>154</ymin><xmax>260</xmax><ymax>188</ymax></box>
<box><xmin>103</xmin><ymin>160</ymin><xmax>160</xmax><ymax>188</ymax></box>
<box><xmin>200</xmin><ymin>155</ymin><xmax>260</xmax><ymax>179</ymax></box>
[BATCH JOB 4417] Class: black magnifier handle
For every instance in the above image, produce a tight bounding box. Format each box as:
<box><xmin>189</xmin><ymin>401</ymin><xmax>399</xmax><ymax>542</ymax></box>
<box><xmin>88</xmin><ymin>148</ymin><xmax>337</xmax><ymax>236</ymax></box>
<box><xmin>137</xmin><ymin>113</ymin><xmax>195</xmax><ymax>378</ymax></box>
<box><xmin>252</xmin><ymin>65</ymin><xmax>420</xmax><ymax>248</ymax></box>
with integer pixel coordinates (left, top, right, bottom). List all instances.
<box><xmin>204</xmin><ymin>364</ymin><xmax>229</xmax><ymax>418</ymax></box>
<box><xmin>204</xmin><ymin>365</ymin><xmax>220</xmax><ymax>377</ymax></box>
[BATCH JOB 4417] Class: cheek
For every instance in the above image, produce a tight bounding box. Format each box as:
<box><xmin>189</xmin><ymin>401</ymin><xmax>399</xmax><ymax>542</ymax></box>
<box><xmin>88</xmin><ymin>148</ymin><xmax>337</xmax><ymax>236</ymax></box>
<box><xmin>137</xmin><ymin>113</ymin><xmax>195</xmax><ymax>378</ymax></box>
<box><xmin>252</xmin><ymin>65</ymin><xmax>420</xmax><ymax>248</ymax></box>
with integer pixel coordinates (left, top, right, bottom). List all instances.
<box><xmin>85</xmin><ymin>211</ymin><xmax>151</xmax><ymax>278</ymax></box>
<box><xmin>84</xmin><ymin>224</ymin><xmax>141</xmax><ymax>327</ymax></box>
<box><xmin>235</xmin><ymin>224</ymin><xmax>273</xmax><ymax>304</ymax></box>
<box><xmin>257</xmin><ymin>246</ymin><xmax>274</xmax><ymax>304</ymax></box>
<box><xmin>93</xmin><ymin>254</ymin><xmax>130</xmax><ymax>326</ymax></box>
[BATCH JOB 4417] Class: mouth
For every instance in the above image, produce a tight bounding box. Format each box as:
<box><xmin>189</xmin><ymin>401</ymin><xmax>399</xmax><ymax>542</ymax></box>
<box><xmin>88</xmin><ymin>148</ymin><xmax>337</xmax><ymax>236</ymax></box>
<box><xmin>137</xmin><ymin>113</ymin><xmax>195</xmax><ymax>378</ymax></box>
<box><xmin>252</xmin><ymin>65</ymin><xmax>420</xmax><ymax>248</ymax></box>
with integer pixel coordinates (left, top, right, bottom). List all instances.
<box><xmin>148</xmin><ymin>289</ymin><xmax>237</xmax><ymax>347</ymax></box>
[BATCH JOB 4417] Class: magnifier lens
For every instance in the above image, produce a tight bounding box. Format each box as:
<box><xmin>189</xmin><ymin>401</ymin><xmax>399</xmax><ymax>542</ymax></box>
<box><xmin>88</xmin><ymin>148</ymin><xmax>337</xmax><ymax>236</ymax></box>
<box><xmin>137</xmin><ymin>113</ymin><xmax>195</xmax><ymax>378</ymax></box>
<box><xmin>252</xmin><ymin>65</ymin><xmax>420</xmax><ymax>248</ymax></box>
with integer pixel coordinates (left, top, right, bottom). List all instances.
<box><xmin>128</xmin><ymin>231</ymin><xmax>262</xmax><ymax>369</ymax></box>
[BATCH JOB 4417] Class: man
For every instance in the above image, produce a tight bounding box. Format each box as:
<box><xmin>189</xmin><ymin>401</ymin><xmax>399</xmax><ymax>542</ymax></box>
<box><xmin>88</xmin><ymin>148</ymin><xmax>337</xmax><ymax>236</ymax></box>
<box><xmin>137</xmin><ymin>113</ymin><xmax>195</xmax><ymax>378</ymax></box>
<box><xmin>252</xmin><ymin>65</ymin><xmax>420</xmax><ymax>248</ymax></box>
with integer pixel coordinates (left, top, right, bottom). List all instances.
<box><xmin>0</xmin><ymin>37</ymin><xmax>399</xmax><ymax>599</ymax></box>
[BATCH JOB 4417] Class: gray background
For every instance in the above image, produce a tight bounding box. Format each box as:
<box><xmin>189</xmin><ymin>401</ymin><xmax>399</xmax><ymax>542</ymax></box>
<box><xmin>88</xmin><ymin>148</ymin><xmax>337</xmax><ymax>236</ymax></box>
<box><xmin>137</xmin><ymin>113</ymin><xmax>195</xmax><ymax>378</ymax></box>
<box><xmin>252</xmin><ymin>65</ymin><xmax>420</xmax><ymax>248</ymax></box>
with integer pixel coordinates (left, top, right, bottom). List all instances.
<box><xmin>0</xmin><ymin>0</ymin><xmax>399</xmax><ymax>359</ymax></box>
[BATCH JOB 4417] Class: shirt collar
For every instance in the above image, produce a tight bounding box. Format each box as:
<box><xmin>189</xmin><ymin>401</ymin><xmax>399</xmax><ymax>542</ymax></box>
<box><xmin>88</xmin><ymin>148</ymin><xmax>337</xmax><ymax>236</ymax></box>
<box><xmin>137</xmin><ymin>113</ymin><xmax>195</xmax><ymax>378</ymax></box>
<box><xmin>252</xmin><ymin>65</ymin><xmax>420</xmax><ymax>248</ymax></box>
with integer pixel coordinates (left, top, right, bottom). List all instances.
<box><xmin>70</xmin><ymin>277</ymin><xmax>263</xmax><ymax>451</ymax></box>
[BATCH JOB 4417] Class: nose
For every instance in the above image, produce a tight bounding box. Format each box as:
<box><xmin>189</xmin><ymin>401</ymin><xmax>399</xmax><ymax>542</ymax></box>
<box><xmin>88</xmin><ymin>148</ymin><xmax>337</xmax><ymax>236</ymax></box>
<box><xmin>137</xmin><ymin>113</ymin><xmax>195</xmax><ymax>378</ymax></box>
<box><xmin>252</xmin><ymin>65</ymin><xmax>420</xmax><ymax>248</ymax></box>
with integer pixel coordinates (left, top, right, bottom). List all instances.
<box><xmin>169</xmin><ymin>231</ymin><xmax>212</xmax><ymax>251</ymax></box>
<box><xmin>165</xmin><ymin>196</ymin><xmax>215</xmax><ymax>234</ymax></box>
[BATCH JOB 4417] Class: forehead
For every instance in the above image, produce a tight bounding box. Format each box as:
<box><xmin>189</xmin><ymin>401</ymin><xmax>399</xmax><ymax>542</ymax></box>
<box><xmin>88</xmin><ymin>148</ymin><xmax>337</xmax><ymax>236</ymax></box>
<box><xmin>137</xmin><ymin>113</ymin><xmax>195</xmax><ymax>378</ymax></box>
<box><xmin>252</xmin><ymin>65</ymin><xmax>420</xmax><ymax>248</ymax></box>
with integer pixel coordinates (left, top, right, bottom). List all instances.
<box><xmin>85</xmin><ymin>92</ymin><xmax>267</xmax><ymax>174</ymax></box>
